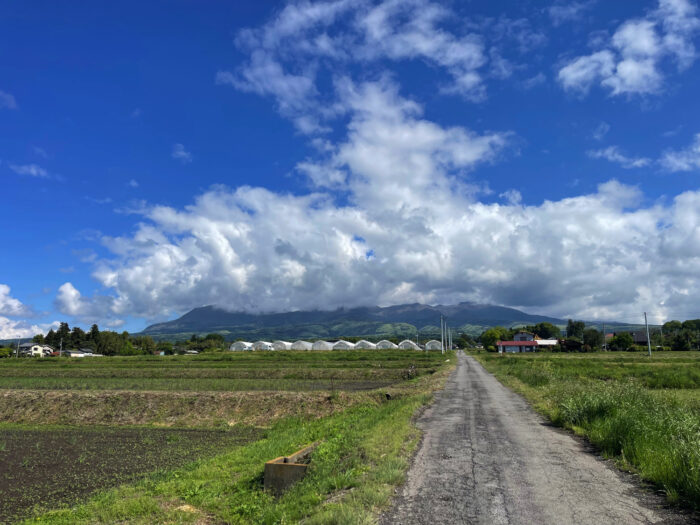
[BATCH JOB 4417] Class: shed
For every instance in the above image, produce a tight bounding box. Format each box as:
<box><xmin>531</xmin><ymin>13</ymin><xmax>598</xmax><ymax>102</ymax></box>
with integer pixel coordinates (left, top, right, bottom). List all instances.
<box><xmin>253</xmin><ymin>341</ymin><xmax>274</xmax><ymax>351</ymax></box>
<box><xmin>291</xmin><ymin>340</ymin><xmax>313</xmax><ymax>350</ymax></box>
<box><xmin>354</xmin><ymin>340</ymin><xmax>377</xmax><ymax>349</ymax></box>
<box><xmin>230</xmin><ymin>341</ymin><xmax>253</xmax><ymax>351</ymax></box>
<box><xmin>398</xmin><ymin>340</ymin><xmax>420</xmax><ymax>350</ymax></box>
<box><xmin>272</xmin><ymin>340</ymin><xmax>293</xmax><ymax>351</ymax></box>
<box><xmin>333</xmin><ymin>340</ymin><xmax>355</xmax><ymax>350</ymax></box>
<box><xmin>311</xmin><ymin>340</ymin><xmax>333</xmax><ymax>351</ymax></box>
<box><xmin>376</xmin><ymin>340</ymin><xmax>398</xmax><ymax>349</ymax></box>
<box><xmin>425</xmin><ymin>340</ymin><xmax>442</xmax><ymax>351</ymax></box>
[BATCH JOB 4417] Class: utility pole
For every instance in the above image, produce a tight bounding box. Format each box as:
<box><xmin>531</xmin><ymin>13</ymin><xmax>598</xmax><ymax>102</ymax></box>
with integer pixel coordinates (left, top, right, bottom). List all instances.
<box><xmin>440</xmin><ymin>316</ymin><xmax>445</xmax><ymax>354</ymax></box>
<box><xmin>644</xmin><ymin>312</ymin><xmax>652</xmax><ymax>357</ymax></box>
<box><xmin>15</xmin><ymin>336</ymin><xmax>20</xmax><ymax>358</ymax></box>
<box><xmin>603</xmin><ymin>323</ymin><xmax>606</xmax><ymax>351</ymax></box>
<box><xmin>60</xmin><ymin>337</ymin><xmax>63</xmax><ymax>358</ymax></box>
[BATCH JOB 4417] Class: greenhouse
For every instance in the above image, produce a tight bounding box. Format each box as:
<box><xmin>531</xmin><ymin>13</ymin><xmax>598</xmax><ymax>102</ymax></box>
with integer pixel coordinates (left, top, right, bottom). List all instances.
<box><xmin>311</xmin><ymin>340</ymin><xmax>333</xmax><ymax>351</ymax></box>
<box><xmin>253</xmin><ymin>341</ymin><xmax>274</xmax><ymax>351</ymax></box>
<box><xmin>291</xmin><ymin>340</ymin><xmax>312</xmax><ymax>350</ymax></box>
<box><xmin>376</xmin><ymin>339</ymin><xmax>398</xmax><ymax>349</ymax></box>
<box><xmin>425</xmin><ymin>340</ymin><xmax>443</xmax><ymax>350</ymax></box>
<box><xmin>272</xmin><ymin>340</ymin><xmax>292</xmax><ymax>350</ymax></box>
<box><xmin>333</xmin><ymin>340</ymin><xmax>355</xmax><ymax>350</ymax></box>
<box><xmin>229</xmin><ymin>341</ymin><xmax>253</xmax><ymax>351</ymax></box>
<box><xmin>354</xmin><ymin>340</ymin><xmax>377</xmax><ymax>349</ymax></box>
<box><xmin>398</xmin><ymin>339</ymin><xmax>421</xmax><ymax>350</ymax></box>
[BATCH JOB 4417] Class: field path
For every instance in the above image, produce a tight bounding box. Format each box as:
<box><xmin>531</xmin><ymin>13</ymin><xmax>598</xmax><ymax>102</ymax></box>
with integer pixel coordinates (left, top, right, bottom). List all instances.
<box><xmin>380</xmin><ymin>351</ymin><xmax>694</xmax><ymax>525</ymax></box>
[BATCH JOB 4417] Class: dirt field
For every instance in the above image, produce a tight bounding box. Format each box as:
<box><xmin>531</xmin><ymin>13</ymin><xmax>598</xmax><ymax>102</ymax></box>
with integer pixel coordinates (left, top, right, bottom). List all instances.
<box><xmin>0</xmin><ymin>426</ymin><xmax>262</xmax><ymax>524</ymax></box>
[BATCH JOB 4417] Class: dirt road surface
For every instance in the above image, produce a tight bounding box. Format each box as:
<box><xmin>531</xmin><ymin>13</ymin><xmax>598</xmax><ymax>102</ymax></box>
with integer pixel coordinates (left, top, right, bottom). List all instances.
<box><xmin>381</xmin><ymin>351</ymin><xmax>695</xmax><ymax>525</ymax></box>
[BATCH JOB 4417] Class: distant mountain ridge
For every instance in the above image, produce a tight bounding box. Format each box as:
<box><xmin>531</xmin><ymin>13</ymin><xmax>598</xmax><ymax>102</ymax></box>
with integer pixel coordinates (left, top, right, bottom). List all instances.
<box><xmin>141</xmin><ymin>302</ymin><xmax>571</xmax><ymax>340</ymax></box>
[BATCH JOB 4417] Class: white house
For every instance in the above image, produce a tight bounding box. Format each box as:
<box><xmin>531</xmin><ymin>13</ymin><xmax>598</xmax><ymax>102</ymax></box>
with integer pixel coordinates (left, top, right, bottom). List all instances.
<box><xmin>425</xmin><ymin>340</ymin><xmax>442</xmax><ymax>351</ymax></box>
<box><xmin>253</xmin><ymin>341</ymin><xmax>274</xmax><ymax>351</ymax></box>
<box><xmin>18</xmin><ymin>343</ymin><xmax>53</xmax><ymax>357</ymax></box>
<box><xmin>333</xmin><ymin>340</ymin><xmax>355</xmax><ymax>350</ymax></box>
<box><xmin>398</xmin><ymin>340</ymin><xmax>420</xmax><ymax>350</ymax></box>
<box><xmin>291</xmin><ymin>340</ymin><xmax>312</xmax><ymax>350</ymax></box>
<box><xmin>230</xmin><ymin>341</ymin><xmax>253</xmax><ymax>351</ymax></box>
<box><xmin>272</xmin><ymin>340</ymin><xmax>292</xmax><ymax>351</ymax></box>
<box><xmin>513</xmin><ymin>331</ymin><xmax>535</xmax><ymax>341</ymax></box>
<box><xmin>376</xmin><ymin>340</ymin><xmax>398</xmax><ymax>349</ymax></box>
<box><xmin>354</xmin><ymin>340</ymin><xmax>377</xmax><ymax>349</ymax></box>
<box><xmin>311</xmin><ymin>340</ymin><xmax>333</xmax><ymax>350</ymax></box>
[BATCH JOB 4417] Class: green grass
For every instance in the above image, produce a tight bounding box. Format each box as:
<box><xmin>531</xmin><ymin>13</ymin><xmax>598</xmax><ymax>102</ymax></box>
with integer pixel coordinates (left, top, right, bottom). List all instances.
<box><xmin>473</xmin><ymin>351</ymin><xmax>700</xmax><ymax>510</ymax></box>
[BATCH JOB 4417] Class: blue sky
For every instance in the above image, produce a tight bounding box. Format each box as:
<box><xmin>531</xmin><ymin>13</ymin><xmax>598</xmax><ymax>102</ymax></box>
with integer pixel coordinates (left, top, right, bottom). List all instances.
<box><xmin>2</xmin><ymin>0</ymin><xmax>700</xmax><ymax>336</ymax></box>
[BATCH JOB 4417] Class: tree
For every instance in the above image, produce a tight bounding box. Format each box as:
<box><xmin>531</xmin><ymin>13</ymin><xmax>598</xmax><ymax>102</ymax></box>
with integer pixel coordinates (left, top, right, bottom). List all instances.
<box><xmin>0</xmin><ymin>347</ymin><xmax>12</xmax><ymax>358</ymax></box>
<box><xmin>70</xmin><ymin>327</ymin><xmax>87</xmax><ymax>349</ymax></box>
<box><xmin>663</xmin><ymin>320</ymin><xmax>682</xmax><ymax>333</ymax></box>
<box><xmin>479</xmin><ymin>327</ymin><xmax>510</xmax><ymax>351</ymax></box>
<box><xmin>671</xmin><ymin>332</ymin><xmax>691</xmax><ymax>351</ymax></box>
<box><xmin>57</xmin><ymin>322</ymin><xmax>71</xmax><ymax>346</ymax></box>
<box><xmin>89</xmin><ymin>324</ymin><xmax>101</xmax><ymax>345</ymax></box>
<box><xmin>156</xmin><ymin>341</ymin><xmax>174</xmax><ymax>355</ymax></box>
<box><xmin>533</xmin><ymin>322</ymin><xmax>561</xmax><ymax>339</ymax></box>
<box><xmin>32</xmin><ymin>333</ymin><xmax>45</xmax><ymax>343</ymax></box>
<box><xmin>583</xmin><ymin>328</ymin><xmax>603</xmax><ymax>349</ymax></box>
<box><xmin>566</xmin><ymin>319</ymin><xmax>585</xmax><ymax>340</ymax></box>
<box><xmin>45</xmin><ymin>329</ymin><xmax>59</xmax><ymax>348</ymax></box>
<box><xmin>609</xmin><ymin>332</ymin><xmax>633</xmax><ymax>351</ymax></box>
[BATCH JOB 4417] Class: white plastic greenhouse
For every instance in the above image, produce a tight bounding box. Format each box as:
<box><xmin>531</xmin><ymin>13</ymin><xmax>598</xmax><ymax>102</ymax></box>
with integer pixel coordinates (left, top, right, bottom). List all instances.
<box><xmin>425</xmin><ymin>340</ymin><xmax>442</xmax><ymax>350</ymax></box>
<box><xmin>291</xmin><ymin>340</ymin><xmax>313</xmax><ymax>350</ymax></box>
<box><xmin>398</xmin><ymin>340</ymin><xmax>420</xmax><ymax>350</ymax></box>
<box><xmin>376</xmin><ymin>340</ymin><xmax>398</xmax><ymax>349</ymax></box>
<box><xmin>253</xmin><ymin>341</ymin><xmax>274</xmax><ymax>351</ymax></box>
<box><xmin>354</xmin><ymin>340</ymin><xmax>377</xmax><ymax>349</ymax></box>
<box><xmin>229</xmin><ymin>341</ymin><xmax>253</xmax><ymax>351</ymax></box>
<box><xmin>332</xmin><ymin>340</ymin><xmax>355</xmax><ymax>350</ymax></box>
<box><xmin>272</xmin><ymin>340</ymin><xmax>292</xmax><ymax>350</ymax></box>
<box><xmin>311</xmin><ymin>340</ymin><xmax>333</xmax><ymax>350</ymax></box>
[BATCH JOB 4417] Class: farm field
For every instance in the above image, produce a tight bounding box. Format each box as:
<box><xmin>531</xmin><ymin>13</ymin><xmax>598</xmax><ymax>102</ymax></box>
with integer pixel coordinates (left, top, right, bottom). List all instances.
<box><xmin>472</xmin><ymin>351</ymin><xmax>700</xmax><ymax>510</ymax></box>
<box><xmin>0</xmin><ymin>350</ymin><xmax>454</xmax><ymax>524</ymax></box>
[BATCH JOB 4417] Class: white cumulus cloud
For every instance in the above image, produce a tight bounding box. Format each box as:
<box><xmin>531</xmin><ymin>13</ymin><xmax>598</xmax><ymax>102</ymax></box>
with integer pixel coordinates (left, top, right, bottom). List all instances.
<box><xmin>558</xmin><ymin>0</ymin><xmax>700</xmax><ymax>96</ymax></box>
<box><xmin>660</xmin><ymin>133</ymin><xmax>700</xmax><ymax>171</ymax></box>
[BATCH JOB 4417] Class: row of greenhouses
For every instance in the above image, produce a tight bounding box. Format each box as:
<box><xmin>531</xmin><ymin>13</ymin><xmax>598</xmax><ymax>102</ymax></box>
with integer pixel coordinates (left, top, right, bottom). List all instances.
<box><xmin>228</xmin><ymin>339</ymin><xmax>445</xmax><ymax>351</ymax></box>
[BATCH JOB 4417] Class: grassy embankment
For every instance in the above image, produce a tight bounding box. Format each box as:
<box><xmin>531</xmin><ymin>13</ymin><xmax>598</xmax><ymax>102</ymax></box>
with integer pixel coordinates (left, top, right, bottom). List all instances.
<box><xmin>472</xmin><ymin>351</ymin><xmax>700</xmax><ymax>509</ymax></box>
<box><xmin>0</xmin><ymin>350</ymin><xmax>455</xmax><ymax>524</ymax></box>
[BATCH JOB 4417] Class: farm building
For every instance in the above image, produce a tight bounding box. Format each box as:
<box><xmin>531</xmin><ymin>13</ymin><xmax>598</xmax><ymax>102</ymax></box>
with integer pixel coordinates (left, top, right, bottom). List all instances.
<box><xmin>398</xmin><ymin>340</ymin><xmax>420</xmax><ymax>350</ymax></box>
<box><xmin>230</xmin><ymin>341</ymin><xmax>253</xmax><ymax>351</ymax></box>
<box><xmin>496</xmin><ymin>340</ymin><xmax>539</xmax><ymax>353</ymax></box>
<box><xmin>272</xmin><ymin>340</ymin><xmax>292</xmax><ymax>350</ymax></box>
<box><xmin>425</xmin><ymin>340</ymin><xmax>442</xmax><ymax>350</ymax></box>
<box><xmin>354</xmin><ymin>340</ymin><xmax>377</xmax><ymax>349</ymax></box>
<box><xmin>253</xmin><ymin>341</ymin><xmax>274</xmax><ymax>351</ymax></box>
<box><xmin>333</xmin><ymin>340</ymin><xmax>355</xmax><ymax>350</ymax></box>
<box><xmin>535</xmin><ymin>338</ymin><xmax>558</xmax><ymax>347</ymax></box>
<box><xmin>312</xmin><ymin>340</ymin><xmax>333</xmax><ymax>350</ymax></box>
<box><xmin>376</xmin><ymin>340</ymin><xmax>398</xmax><ymax>349</ymax></box>
<box><xmin>291</xmin><ymin>340</ymin><xmax>312</xmax><ymax>350</ymax></box>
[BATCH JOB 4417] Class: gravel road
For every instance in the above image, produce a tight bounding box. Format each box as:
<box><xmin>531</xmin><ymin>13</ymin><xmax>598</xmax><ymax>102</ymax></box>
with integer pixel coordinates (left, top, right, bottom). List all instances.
<box><xmin>380</xmin><ymin>351</ymin><xmax>696</xmax><ymax>525</ymax></box>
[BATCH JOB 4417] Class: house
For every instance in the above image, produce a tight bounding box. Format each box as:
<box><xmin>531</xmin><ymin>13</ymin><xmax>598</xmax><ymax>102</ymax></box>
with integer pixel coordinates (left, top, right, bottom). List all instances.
<box><xmin>272</xmin><ymin>340</ymin><xmax>292</xmax><ymax>351</ymax></box>
<box><xmin>513</xmin><ymin>331</ymin><xmax>535</xmax><ymax>341</ymax></box>
<box><xmin>535</xmin><ymin>338</ymin><xmax>558</xmax><ymax>347</ymax></box>
<box><xmin>425</xmin><ymin>340</ymin><xmax>443</xmax><ymax>351</ymax></box>
<box><xmin>332</xmin><ymin>340</ymin><xmax>355</xmax><ymax>350</ymax></box>
<box><xmin>311</xmin><ymin>340</ymin><xmax>333</xmax><ymax>350</ymax></box>
<box><xmin>18</xmin><ymin>343</ymin><xmax>54</xmax><ymax>357</ymax></box>
<box><xmin>63</xmin><ymin>348</ymin><xmax>102</xmax><ymax>357</ymax></box>
<box><xmin>398</xmin><ymin>339</ymin><xmax>420</xmax><ymax>350</ymax></box>
<box><xmin>291</xmin><ymin>340</ymin><xmax>312</xmax><ymax>350</ymax></box>
<box><xmin>230</xmin><ymin>341</ymin><xmax>253</xmax><ymax>351</ymax></box>
<box><xmin>253</xmin><ymin>341</ymin><xmax>274</xmax><ymax>351</ymax></box>
<box><xmin>354</xmin><ymin>340</ymin><xmax>377</xmax><ymax>349</ymax></box>
<box><xmin>376</xmin><ymin>340</ymin><xmax>398</xmax><ymax>349</ymax></box>
<box><xmin>496</xmin><ymin>340</ymin><xmax>539</xmax><ymax>353</ymax></box>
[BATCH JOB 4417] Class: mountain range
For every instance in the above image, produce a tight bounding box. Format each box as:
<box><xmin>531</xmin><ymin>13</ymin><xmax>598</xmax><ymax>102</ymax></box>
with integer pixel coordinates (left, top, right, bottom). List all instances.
<box><xmin>141</xmin><ymin>302</ymin><xmax>616</xmax><ymax>341</ymax></box>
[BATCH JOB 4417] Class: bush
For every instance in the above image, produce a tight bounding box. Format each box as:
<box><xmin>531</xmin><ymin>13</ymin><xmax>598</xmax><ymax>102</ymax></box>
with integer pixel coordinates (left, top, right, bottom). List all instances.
<box><xmin>0</xmin><ymin>347</ymin><xmax>12</xmax><ymax>358</ymax></box>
